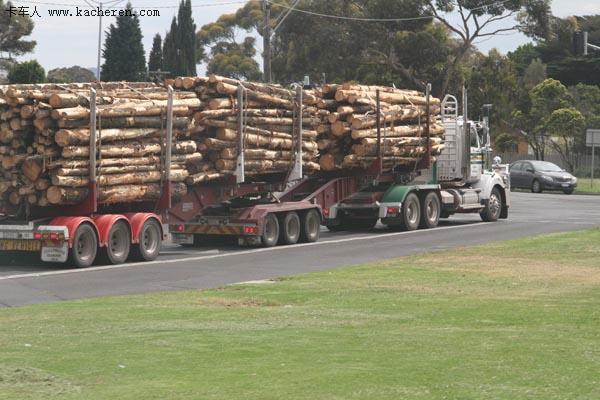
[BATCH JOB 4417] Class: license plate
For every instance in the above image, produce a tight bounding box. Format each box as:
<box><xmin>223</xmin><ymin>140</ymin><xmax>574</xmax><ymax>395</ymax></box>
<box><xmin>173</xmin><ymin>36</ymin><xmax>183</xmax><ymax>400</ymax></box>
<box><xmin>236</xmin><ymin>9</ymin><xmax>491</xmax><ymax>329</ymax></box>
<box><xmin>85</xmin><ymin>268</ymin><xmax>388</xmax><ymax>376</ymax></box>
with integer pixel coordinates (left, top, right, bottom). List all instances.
<box><xmin>562</xmin><ymin>183</ymin><xmax>570</xmax><ymax>187</ymax></box>
<box><xmin>0</xmin><ymin>239</ymin><xmax>41</xmax><ymax>251</ymax></box>
<box><xmin>41</xmin><ymin>244</ymin><xmax>68</xmax><ymax>262</ymax></box>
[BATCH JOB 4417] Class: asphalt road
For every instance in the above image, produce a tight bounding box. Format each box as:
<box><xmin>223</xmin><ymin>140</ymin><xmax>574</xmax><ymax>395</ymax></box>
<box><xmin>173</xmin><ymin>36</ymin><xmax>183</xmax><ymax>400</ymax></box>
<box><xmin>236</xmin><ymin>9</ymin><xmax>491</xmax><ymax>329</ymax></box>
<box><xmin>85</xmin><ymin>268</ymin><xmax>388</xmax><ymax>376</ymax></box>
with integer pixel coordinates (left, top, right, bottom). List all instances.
<box><xmin>0</xmin><ymin>191</ymin><xmax>598</xmax><ymax>307</ymax></box>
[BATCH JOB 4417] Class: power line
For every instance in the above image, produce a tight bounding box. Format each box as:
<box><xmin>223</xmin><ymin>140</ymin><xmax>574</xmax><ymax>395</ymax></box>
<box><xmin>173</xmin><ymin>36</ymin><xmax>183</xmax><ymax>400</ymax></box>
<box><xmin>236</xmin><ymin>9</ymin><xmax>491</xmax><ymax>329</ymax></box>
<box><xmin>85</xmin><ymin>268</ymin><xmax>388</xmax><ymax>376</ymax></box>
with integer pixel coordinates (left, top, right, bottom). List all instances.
<box><xmin>9</xmin><ymin>0</ymin><xmax>250</xmax><ymax>8</ymax></box>
<box><xmin>267</xmin><ymin>0</ymin><xmax>513</xmax><ymax>22</ymax></box>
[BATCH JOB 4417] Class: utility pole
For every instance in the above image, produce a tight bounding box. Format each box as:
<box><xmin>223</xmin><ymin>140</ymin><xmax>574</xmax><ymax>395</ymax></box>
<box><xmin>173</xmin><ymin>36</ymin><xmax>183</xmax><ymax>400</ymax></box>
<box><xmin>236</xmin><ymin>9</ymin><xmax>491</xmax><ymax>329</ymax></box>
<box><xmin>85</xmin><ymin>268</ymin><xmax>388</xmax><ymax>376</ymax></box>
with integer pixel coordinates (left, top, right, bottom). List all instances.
<box><xmin>262</xmin><ymin>0</ymin><xmax>272</xmax><ymax>83</ymax></box>
<box><xmin>96</xmin><ymin>2</ymin><xmax>103</xmax><ymax>80</ymax></box>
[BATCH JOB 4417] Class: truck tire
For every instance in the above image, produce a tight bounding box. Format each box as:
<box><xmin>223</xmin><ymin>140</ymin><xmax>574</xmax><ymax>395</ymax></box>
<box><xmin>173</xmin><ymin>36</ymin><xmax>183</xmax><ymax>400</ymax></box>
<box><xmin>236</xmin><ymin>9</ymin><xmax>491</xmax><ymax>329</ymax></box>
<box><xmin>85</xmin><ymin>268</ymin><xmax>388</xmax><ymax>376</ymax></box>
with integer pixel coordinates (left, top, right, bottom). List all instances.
<box><xmin>130</xmin><ymin>219</ymin><xmax>162</xmax><ymax>261</ymax></box>
<box><xmin>399</xmin><ymin>193</ymin><xmax>421</xmax><ymax>231</ymax></box>
<box><xmin>531</xmin><ymin>179</ymin><xmax>542</xmax><ymax>193</ymax></box>
<box><xmin>300</xmin><ymin>209</ymin><xmax>321</xmax><ymax>243</ymax></box>
<box><xmin>280</xmin><ymin>212</ymin><xmax>301</xmax><ymax>245</ymax></box>
<box><xmin>480</xmin><ymin>187</ymin><xmax>502</xmax><ymax>222</ymax></box>
<box><xmin>69</xmin><ymin>223</ymin><xmax>98</xmax><ymax>268</ymax></box>
<box><xmin>419</xmin><ymin>192</ymin><xmax>441</xmax><ymax>229</ymax></box>
<box><xmin>261</xmin><ymin>214</ymin><xmax>280</xmax><ymax>247</ymax></box>
<box><xmin>99</xmin><ymin>221</ymin><xmax>131</xmax><ymax>265</ymax></box>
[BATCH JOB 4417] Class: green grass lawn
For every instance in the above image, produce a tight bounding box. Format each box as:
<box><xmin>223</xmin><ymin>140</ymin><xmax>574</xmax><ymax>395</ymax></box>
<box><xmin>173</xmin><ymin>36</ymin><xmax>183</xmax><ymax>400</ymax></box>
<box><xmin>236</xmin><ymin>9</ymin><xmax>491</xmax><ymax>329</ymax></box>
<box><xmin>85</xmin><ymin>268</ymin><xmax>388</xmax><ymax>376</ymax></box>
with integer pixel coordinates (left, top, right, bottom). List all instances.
<box><xmin>575</xmin><ymin>178</ymin><xmax>600</xmax><ymax>194</ymax></box>
<box><xmin>2</xmin><ymin>229</ymin><xmax>600</xmax><ymax>399</ymax></box>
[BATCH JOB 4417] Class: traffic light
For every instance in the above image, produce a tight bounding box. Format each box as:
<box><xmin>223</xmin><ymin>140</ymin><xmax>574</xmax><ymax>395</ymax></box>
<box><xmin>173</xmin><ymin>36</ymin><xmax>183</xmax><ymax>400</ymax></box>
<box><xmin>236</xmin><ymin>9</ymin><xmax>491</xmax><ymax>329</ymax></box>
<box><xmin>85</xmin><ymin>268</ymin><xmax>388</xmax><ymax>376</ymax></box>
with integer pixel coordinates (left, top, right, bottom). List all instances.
<box><xmin>573</xmin><ymin>31</ymin><xmax>589</xmax><ymax>56</ymax></box>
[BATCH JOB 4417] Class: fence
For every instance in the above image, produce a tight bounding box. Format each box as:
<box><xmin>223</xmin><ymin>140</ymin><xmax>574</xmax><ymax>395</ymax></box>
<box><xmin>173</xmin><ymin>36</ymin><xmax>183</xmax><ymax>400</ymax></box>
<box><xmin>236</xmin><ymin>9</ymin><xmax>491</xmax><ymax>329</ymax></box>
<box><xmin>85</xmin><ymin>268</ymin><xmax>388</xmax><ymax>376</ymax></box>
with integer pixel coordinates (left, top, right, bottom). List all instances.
<box><xmin>498</xmin><ymin>152</ymin><xmax>599</xmax><ymax>177</ymax></box>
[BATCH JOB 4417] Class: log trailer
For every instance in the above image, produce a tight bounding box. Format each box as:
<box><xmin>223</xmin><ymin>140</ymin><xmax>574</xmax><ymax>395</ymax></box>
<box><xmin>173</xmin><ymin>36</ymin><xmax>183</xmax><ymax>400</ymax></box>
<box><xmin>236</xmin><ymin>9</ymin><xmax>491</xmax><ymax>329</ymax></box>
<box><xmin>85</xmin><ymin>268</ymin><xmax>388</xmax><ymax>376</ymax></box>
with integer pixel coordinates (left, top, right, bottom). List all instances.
<box><xmin>169</xmin><ymin>86</ymin><xmax>509</xmax><ymax>247</ymax></box>
<box><xmin>0</xmin><ymin>88</ymin><xmax>177</xmax><ymax>267</ymax></box>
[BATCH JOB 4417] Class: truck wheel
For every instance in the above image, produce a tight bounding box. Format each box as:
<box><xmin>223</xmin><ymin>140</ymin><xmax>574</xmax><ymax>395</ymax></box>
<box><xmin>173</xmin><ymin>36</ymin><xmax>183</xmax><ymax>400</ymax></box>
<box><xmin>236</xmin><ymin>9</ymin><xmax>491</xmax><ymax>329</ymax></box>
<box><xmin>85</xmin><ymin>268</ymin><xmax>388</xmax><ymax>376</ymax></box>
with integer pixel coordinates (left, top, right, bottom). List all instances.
<box><xmin>69</xmin><ymin>223</ymin><xmax>98</xmax><ymax>268</ymax></box>
<box><xmin>99</xmin><ymin>221</ymin><xmax>131</xmax><ymax>265</ymax></box>
<box><xmin>280</xmin><ymin>212</ymin><xmax>301</xmax><ymax>245</ymax></box>
<box><xmin>300</xmin><ymin>209</ymin><xmax>321</xmax><ymax>243</ymax></box>
<box><xmin>131</xmin><ymin>219</ymin><xmax>162</xmax><ymax>261</ymax></box>
<box><xmin>399</xmin><ymin>193</ymin><xmax>421</xmax><ymax>231</ymax></box>
<box><xmin>480</xmin><ymin>187</ymin><xmax>502</xmax><ymax>222</ymax></box>
<box><xmin>420</xmin><ymin>192</ymin><xmax>440</xmax><ymax>229</ymax></box>
<box><xmin>531</xmin><ymin>179</ymin><xmax>542</xmax><ymax>193</ymax></box>
<box><xmin>261</xmin><ymin>214</ymin><xmax>280</xmax><ymax>247</ymax></box>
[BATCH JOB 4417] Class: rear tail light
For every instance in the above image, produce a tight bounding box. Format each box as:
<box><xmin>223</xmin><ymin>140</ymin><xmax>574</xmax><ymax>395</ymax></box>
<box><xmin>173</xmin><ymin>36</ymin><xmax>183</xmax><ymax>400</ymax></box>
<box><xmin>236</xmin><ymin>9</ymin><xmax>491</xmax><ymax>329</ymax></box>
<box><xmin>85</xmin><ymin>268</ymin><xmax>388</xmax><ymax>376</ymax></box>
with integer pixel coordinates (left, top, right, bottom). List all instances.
<box><xmin>243</xmin><ymin>226</ymin><xmax>258</xmax><ymax>235</ymax></box>
<box><xmin>386</xmin><ymin>207</ymin><xmax>398</xmax><ymax>216</ymax></box>
<box><xmin>323</xmin><ymin>208</ymin><xmax>329</xmax><ymax>217</ymax></box>
<box><xmin>34</xmin><ymin>232</ymin><xmax>42</xmax><ymax>240</ymax></box>
<box><xmin>176</xmin><ymin>224</ymin><xmax>185</xmax><ymax>232</ymax></box>
<box><xmin>50</xmin><ymin>233</ymin><xmax>58</xmax><ymax>240</ymax></box>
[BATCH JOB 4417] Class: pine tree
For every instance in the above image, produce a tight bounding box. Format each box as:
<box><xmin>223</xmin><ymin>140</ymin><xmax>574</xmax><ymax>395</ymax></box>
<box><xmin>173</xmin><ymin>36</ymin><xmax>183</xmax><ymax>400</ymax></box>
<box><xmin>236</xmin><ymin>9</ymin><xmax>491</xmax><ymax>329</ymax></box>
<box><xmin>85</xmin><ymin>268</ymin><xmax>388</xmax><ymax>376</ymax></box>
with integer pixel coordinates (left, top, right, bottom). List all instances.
<box><xmin>177</xmin><ymin>0</ymin><xmax>197</xmax><ymax>76</ymax></box>
<box><xmin>148</xmin><ymin>34</ymin><xmax>163</xmax><ymax>72</ymax></box>
<box><xmin>101</xmin><ymin>3</ymin><xmax>146</xmax><ymax>81</ymax></box>
<box><xmin>162</xmin><ymin>17</ymin><xmax>179</xmax><ymax>77</ymax></box>
<box><xmin>0</xmin><ymin>0</ymin><xmax>36</xmax><ymax>73</ymax></box>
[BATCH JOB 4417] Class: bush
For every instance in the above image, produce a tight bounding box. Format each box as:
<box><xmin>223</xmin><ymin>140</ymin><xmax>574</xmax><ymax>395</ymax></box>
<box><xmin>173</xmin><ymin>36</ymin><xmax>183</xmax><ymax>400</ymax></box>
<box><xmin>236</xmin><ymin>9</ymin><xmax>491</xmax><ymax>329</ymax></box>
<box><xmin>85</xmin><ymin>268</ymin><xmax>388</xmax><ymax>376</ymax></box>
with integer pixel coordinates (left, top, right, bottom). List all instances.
<box><xmin>8</xmin><ymin>60</ymin><xmax>46</xmax><ymax>84</ymax></box>
<box><xmin>573</xmin><ymin>166</ymin><xmax>600</xmax><ymax>178</ymax></box>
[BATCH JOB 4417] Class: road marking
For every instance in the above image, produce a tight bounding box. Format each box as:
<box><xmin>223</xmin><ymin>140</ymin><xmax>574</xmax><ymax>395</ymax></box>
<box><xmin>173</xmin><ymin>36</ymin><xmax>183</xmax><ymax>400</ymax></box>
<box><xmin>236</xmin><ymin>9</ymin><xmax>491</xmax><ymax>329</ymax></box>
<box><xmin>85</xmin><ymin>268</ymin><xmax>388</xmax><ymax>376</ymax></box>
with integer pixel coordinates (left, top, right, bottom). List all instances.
<box><xmin>0</xmin><ymin>222</ymin><xmax>495</xmax><ymax>281</ymax></box>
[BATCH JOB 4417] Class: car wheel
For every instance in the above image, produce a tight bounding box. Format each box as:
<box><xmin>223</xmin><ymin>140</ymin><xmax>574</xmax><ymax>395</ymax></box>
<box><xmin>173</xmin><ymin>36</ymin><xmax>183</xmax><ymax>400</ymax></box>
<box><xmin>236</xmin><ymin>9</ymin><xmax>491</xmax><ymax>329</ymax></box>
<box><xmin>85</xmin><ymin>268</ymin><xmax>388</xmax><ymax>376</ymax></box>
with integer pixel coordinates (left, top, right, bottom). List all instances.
<box><xmin>531</xmin><ymin>179</ymin><xmax>542</xmax><ymax>193</ymax></box>
<box><xmin>563</xmin><ymin>188</ymin><xmax>574</xmax><ymax>195</ymax></box>
<box><xmin>480</xmin><ymin>187</ymin><xmax>502</xmax><ymax>222</ymax></box>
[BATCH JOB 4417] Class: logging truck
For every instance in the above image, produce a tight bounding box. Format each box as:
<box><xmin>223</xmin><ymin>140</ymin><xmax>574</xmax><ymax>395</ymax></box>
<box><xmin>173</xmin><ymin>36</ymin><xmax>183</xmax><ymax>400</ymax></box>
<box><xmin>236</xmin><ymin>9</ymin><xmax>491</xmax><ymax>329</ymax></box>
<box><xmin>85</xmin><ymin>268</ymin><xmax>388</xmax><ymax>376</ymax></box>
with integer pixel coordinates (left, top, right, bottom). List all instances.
<box><xmin>169</xmin><ymin>88</ymin><xmax>509</xmax><ymax>247</ymax></box>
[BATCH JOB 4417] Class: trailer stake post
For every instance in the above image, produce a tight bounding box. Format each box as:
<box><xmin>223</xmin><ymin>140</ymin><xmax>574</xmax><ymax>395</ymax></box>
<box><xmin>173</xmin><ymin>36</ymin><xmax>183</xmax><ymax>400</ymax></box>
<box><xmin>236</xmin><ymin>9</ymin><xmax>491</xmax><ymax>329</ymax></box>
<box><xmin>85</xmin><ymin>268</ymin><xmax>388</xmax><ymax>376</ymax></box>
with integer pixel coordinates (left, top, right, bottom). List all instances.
<box><xmin>156</xmin><ymin>85</ymin><xmax>174</xmax><ymax>211</ymax></box>
<box><xmin>236</xmin><ymin>84</ymin><xmax>246</xmax><ymax>184</ymax></box>
<box><xmin>376</xmin><ymin>89</ymin><xmax>383</xmax><ymax>175</ymax></box>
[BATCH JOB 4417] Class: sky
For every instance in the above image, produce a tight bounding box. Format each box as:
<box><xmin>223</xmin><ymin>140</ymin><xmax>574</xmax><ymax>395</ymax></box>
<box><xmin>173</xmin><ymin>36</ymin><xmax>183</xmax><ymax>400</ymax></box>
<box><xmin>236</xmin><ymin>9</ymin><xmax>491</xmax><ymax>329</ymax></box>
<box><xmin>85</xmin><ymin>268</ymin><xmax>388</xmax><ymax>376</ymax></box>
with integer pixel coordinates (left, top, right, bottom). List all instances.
<box><xmin>8</xmin><ymin>0</ymin><xmax>600</xmax><ymax>73</ymax></box>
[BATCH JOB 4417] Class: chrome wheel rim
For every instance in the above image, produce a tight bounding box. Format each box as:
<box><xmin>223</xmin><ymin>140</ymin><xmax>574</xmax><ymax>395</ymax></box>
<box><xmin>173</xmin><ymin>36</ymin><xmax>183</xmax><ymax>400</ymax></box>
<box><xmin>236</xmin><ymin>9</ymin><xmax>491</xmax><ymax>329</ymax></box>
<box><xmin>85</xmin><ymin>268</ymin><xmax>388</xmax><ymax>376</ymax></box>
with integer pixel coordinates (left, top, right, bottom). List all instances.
<box><xmin>407</xmin><ymin>201</ymin><xmax>418</xmax><ymax>225</ymax></box>
<box><xmin>142</xmin><ymin>223</ymin><xmax>160</xmax><ymax>254</ymax></box>
<box><xmin>489</xmin><ymin>194</ymin><xmax>501</xmax><ymax>217</ymax></box>
<box><xmin>264</xmin><ymin>217</ymin><xmax>277</xmax><ymax>243</ymax></box>
<box><xmin>427</xmin><ymin>200</ymin><xmax>438</xmax><ymax>222</ymax></box>
<box><xmin>109</xmin><ymin>225</ymin><xmax>128</xmax><ymax>259</ymax></box>
<box><xmin>307</xmin><ymin>214</ymin><xmax>319</xmax><ymax>236</ymax></box>
<box><xmin>77</xmin><ymin>230</ymin><xmax>95</xmax><ymax>262</ymax></box>
<box><xmin>286</xmin><ymin>216</ymin><xmax>299</xmax><ymax>240</ymax></box>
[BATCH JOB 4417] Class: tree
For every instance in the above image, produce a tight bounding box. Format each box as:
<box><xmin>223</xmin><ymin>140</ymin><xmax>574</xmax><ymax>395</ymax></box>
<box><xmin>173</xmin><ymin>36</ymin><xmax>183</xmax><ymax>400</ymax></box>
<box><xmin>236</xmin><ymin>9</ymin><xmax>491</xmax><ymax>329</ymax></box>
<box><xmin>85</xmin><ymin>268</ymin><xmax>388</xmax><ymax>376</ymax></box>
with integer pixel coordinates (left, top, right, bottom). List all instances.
<box><xmin>101</xmin><ymin>3</ymin><xmax>146</xmax><ymax>81</ymax></box>
<box><xmin>163</xmin><ymin>17</ymin><xmax>178</xmax><ymax>76</ymax></box>
<box><xmin>197</xmin><ymin>1</ymin><xmax>458</xmax><ymax>89</ymax></box>
<box><xmin>427</xmin><ymin>0</ymin><xmax>551</xmax><ymax>94</ymax></box>
<box><xmin>8</xmin><ymin>60</ymin><xmax>45</xmax><ymax>83</ymax></box>
<box><xmin>466</xmin><ymin>49</ymin><xmax>518</xmax><ymax>136</ymax></box>
<box><xmin>522</xmin><ymin>58</ymin><xmax>547</xmax><ymax>89</ymax></box>
<box><xmin>177</xmin><ymin>0</ymin><xmax>196</xmax><ymax>76</ymax></box>
<box><xmin>512</xmin><ymin>78</ymin><xmax>572</xmax><ymax>160</ymax></box>
<box><xmin>0</xmin><ymin>0</ymin><xmax>36</xmax><ymax>72</ymax></box>
<box><xmin>161</xmin><ymin>1</ymin><xmax>197</xmax><ymax>78</ymax></box>
<box><xmin>207</xmin><ymin>37</ymin><xmax>261</xmax><ymax>80</ymax></box>
<box><xmin>545</xmin><ymin>107</ymin><xmax>585</xmax><ymax>171</ymax></box>
<box><xmin>148</xmin><ymin>34</ymin><xmax>163</xmax><ymax>72</ymax></box>
<box><xmin>47</xmin><ymin>66</ymin><xmax>95</xmax><ymax>83</ymax></box>
<box><xmin>196</xmin><ymin>13</ymin><xmax>261</xmax><ymax>80</ymax></box>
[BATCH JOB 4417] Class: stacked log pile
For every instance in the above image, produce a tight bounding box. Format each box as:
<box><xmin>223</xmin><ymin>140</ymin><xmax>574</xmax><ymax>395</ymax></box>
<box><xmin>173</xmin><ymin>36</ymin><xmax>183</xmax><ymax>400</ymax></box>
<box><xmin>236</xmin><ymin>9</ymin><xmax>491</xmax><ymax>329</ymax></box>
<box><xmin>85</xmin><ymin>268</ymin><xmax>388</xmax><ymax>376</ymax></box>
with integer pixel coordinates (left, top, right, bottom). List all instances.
<box><xmin>171</xmin><ymin>75</ymin><xmax>326</xmax><ymax>184</ymax></box>
<box><xmin>317</xmin><ymin>83</ymin><xmax>445</xmax><ymax>171</ymax></box>
<box><xmin>0</xmin><ymin>83</ymin><xmax>203</xmax><ymax>208</ymax></box>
